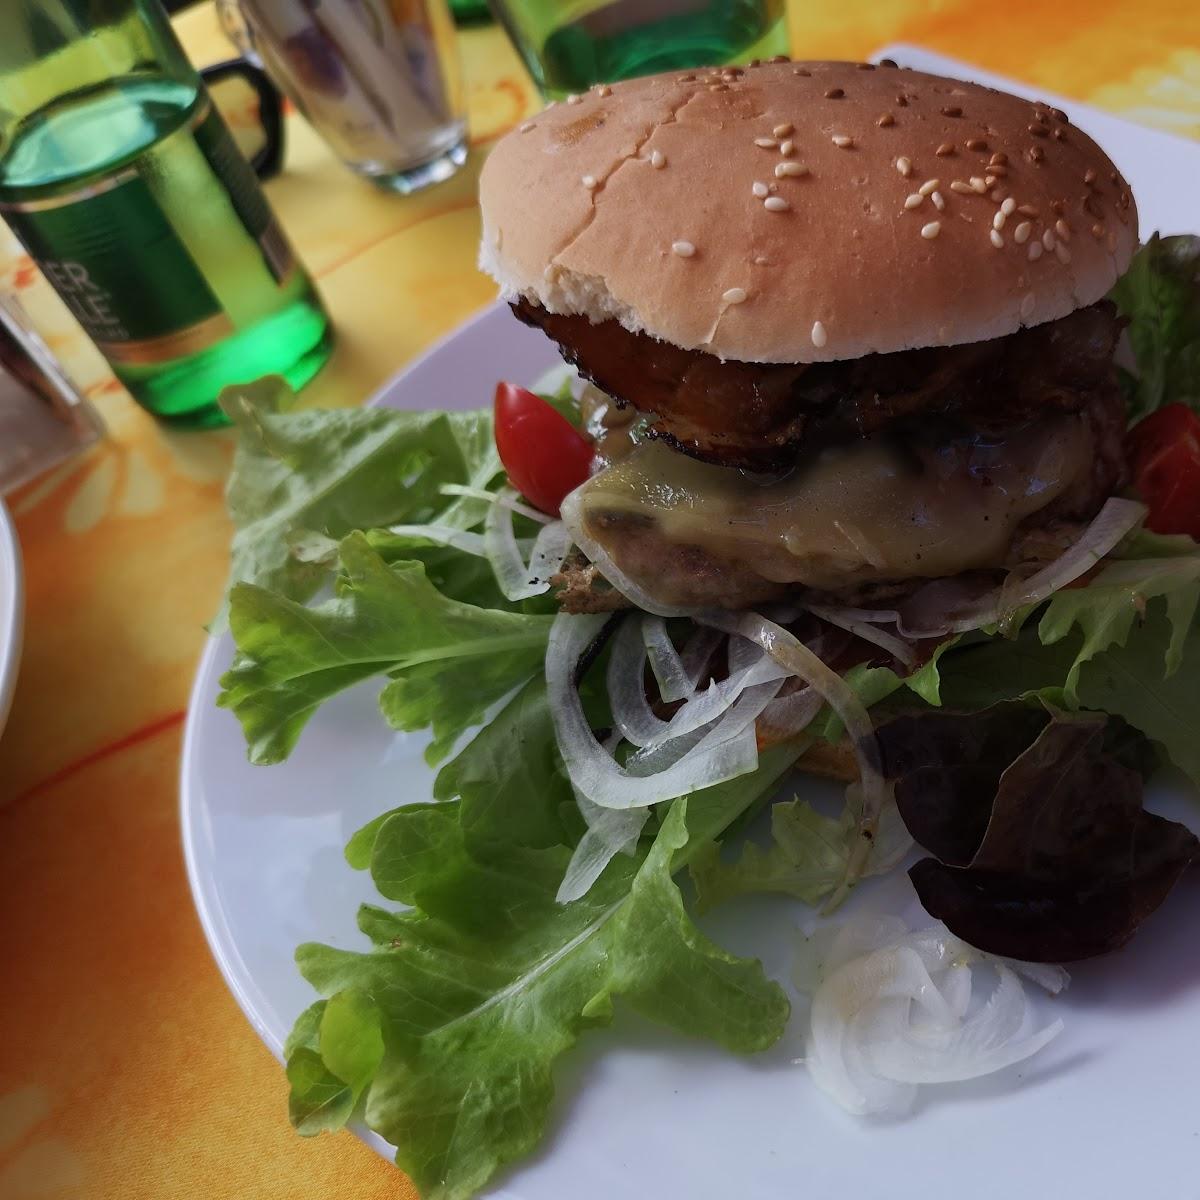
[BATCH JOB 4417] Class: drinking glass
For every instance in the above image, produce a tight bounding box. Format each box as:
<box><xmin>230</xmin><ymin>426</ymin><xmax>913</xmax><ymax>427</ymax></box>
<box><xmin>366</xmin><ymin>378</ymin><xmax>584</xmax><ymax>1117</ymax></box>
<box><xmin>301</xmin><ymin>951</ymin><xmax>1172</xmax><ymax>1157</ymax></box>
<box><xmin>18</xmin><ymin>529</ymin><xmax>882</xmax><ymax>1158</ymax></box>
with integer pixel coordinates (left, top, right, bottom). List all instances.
<box><xmin>218</xmin><ymin>0</ymin><xmax>468</xmax><ymax>194</ymax></box>
<box><xmin>487</xmin><ymin>0</ymin><xmax>789</xmax><ymax>99</ymax></box>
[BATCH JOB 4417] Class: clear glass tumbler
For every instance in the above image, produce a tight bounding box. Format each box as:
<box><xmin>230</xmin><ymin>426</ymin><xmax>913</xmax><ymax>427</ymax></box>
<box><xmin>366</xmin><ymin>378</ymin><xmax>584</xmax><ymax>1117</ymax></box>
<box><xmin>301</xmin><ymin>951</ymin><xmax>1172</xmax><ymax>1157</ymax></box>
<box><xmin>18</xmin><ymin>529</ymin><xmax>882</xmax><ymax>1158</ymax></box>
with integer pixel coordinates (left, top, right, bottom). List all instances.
<box><xmin>219</xmin><ymin>0</ymin><xmax>468</xmax><ymax>194</ymax></box>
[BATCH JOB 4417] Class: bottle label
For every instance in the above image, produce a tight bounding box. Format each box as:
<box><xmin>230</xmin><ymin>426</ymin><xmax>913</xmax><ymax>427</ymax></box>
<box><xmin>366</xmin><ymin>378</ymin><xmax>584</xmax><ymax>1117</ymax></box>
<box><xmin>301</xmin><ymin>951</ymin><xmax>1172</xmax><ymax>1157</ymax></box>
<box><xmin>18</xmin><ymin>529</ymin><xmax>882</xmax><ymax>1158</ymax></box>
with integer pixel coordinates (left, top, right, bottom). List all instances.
<box><xmin>0</xmin><ymin>98</ymin><xmax>295</xmax><ymax>367</ymax></box>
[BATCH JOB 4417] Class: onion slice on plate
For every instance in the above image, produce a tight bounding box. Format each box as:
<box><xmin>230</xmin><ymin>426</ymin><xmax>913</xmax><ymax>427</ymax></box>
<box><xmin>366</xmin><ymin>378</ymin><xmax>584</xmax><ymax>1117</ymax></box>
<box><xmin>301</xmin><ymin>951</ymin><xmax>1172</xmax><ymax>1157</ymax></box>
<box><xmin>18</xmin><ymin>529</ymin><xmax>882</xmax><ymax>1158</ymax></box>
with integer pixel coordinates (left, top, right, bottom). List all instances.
<box><xmin>700</xmin><ymin>610</ymin><xmax>888</xmax><ymax>898</ymax></box>
<box><xmin>806</xmin><ymin>605</ymin><xmax>918</xmax><ymax>669</ymax></box>
<box><xmin>483</xmin><ymin>487</ymin><xmax>571</xmax><ymax>601</ymax></box>
<box><xmin>547</xmin><ymin>613</ymin><xmax>768</xmax><ymax>811</ymax></box>
<box><xmin>556</xmin><ymin>793</ymin><xmax>648</xmax><ymax>903</ymax></box>
<box><xmin>798</xmin><ymin>917</ymin><xmax>1068</xmax><ymax>1116</ymax></box>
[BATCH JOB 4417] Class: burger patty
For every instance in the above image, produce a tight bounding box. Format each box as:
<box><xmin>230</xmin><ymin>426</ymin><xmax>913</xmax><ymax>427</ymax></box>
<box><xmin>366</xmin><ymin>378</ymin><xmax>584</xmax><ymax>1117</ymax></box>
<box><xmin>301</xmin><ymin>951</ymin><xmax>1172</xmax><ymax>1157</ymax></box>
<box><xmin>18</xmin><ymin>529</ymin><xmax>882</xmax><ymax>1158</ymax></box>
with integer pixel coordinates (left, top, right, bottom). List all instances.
<box><xmin>514</xmin><ymin>298</ymin><xmax>1123</xmax><ymax>472</ymax></box>
<box><xmin>560</xmin><ymin>386</ymin><xmax>1127</xmax><ymax>611</ymax></box>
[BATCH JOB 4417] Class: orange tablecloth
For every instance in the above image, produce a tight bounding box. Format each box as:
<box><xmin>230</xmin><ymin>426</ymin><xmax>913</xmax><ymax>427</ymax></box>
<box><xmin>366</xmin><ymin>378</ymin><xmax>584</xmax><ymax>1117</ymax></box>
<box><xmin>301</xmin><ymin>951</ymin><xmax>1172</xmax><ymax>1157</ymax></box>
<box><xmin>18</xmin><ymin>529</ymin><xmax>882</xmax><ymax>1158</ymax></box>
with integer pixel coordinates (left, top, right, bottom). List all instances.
<box><xmin>0</xmin><ymin>4</ymin><xmax>1197</xmax><ymax>1196</ymax></box>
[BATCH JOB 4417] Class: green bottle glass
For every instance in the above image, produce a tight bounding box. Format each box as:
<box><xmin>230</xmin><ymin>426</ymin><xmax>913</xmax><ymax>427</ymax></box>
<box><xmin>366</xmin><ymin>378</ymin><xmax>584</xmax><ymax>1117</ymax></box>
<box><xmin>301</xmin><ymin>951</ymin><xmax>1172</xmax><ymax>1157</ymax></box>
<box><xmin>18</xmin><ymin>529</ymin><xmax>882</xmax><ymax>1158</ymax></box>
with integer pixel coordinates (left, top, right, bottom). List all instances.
<box><xmin>0</xmin><ymin>0</ymin><xmax>333</xmax><ymax>427</ymax></box>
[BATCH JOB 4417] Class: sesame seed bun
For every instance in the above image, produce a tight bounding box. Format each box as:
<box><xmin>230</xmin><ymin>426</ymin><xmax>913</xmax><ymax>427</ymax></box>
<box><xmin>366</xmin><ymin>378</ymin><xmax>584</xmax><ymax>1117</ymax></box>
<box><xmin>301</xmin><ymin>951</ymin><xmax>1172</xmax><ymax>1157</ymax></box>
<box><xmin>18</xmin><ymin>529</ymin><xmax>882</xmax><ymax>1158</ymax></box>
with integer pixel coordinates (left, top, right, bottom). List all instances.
<box><xmin>479</xmin><ymin>60</ymin><xmax>1138</xmax><ymax>364</ymax></box>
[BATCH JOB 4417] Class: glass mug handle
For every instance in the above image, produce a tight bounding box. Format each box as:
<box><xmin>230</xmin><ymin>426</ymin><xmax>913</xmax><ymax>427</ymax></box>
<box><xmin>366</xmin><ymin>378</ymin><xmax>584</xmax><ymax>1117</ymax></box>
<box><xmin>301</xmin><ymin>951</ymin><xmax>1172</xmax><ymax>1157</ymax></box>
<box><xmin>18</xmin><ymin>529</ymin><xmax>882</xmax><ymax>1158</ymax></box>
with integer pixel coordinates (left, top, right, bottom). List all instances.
<box><xmin>198</xmin><ymin>58</ymin><xmax>286</xmax><ymax>182</ymax></box>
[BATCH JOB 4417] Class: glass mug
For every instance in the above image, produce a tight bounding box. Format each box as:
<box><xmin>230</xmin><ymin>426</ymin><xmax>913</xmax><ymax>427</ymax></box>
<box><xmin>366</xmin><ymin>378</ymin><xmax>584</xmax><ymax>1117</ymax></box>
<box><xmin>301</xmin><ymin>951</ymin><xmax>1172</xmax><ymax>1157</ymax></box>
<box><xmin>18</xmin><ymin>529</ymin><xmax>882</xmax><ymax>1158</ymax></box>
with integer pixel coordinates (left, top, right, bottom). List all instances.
<box><xmin>218</xmin><ymin>0</ymin><xmax>468</xmax><ymax>194</ymax></box>
<box><xmin>487</xmin><ymin>0</ymin><xmax>790</xmax><ymax>98</ymax></box>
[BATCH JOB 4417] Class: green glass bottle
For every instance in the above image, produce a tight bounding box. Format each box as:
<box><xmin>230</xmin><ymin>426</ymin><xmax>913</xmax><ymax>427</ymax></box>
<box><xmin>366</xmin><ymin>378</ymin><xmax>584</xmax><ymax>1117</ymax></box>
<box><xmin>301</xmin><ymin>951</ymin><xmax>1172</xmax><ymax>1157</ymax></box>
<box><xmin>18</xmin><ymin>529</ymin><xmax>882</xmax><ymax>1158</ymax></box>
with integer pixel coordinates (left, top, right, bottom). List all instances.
<box><xmin>0</xmin><ymin>0</ymin><xmax>333</xmax><ymax>427</ymax></box>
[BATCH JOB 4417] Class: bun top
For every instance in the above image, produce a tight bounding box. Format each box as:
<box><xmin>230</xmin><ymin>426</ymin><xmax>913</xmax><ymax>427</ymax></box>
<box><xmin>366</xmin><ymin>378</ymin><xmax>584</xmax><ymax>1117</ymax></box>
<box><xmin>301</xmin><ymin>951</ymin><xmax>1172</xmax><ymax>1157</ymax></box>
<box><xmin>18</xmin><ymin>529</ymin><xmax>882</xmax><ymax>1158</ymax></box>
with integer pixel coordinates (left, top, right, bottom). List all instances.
<box><xmin>479</xmin><ymin>59</ymin><xmax>1138</xmax><ymax>364</ymax></box>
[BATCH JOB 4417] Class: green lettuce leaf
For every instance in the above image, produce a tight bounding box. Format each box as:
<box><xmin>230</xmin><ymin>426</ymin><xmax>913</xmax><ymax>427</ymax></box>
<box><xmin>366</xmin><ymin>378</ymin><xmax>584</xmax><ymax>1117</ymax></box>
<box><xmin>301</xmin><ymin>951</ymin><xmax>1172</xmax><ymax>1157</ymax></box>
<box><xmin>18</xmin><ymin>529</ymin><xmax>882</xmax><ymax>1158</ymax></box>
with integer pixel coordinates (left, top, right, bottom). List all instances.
<box><xmin>218</xmin><ymin>381</ymin><xmax>500</xmax><ymax>624</ymax></box>
<box><xmin>1038</xmin><ymin>528</ymin><xmax>1200</xmax><ymax>696</ymax></box>
<box><xmin>286</xmin><ymin>733</ymin><xmax>800</xmax><ymax>1200</ymax></box>
<box><xmin>219</xmin><ymin>533</ymin><xmax>551</xmax><ymax>764</ymax></box>
<box><xmin>689</xmin><ymin>793</ymin><xmax>910</xmax><ymax>912</ymax></box>
<box><xmin>1109</xmin><ymin>233</ymin><xmax>1200</xmax><ymax>421</ymax></box>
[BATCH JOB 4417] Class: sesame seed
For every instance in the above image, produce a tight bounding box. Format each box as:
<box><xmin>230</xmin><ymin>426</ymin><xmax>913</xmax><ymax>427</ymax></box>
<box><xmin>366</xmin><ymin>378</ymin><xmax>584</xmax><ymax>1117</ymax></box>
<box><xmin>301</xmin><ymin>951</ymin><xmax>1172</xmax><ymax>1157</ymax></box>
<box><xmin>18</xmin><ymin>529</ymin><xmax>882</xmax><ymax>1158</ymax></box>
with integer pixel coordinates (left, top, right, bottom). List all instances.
<box><xmin>931</xmin><ymin>190</ymin><xmax>945</xmax><ymax>211</ymax></box>
<box><xmin>754</xmin><ymin>136</ymin><xmax>779</xmax><ymax>148</ymax></box>
<box><xmin>949</xmin><ymin>180</ymin><xmax>973</xmax><ymax>195</ymax></box>
<box><xmin>988</xmin><ymin>164</ymin><xmax>1009</xmax><ymax>177</ymax></box>
<box><xmin>773</xmin><ymin>123</ymin><xmax>794</xmax><ymax>138</ymax></box>
<box><xmin>1083</xmin><ymin>194</ymin><xmax>1102</xmax><ymax>217</ymax></box>
<box><xmin>1051</xmin><ymin>200</ymin><xmax>1066</xmax><ymax>216</ymax></box>
<box><xmin>519</xmin><ymin>122</ymin><xmax>534</xmax><ymax>133</ymax></box>
<box><xmin>990</xmin><ymin>152</ymin><xmax>1008</xmax><ymax>166</ymax></box>
<box><xmin>752</xmin><ymin>181</ymin><xmax>769</xmax><ymax>198</ymax></box>
<box><xmin>970</xmin><ymin>176</ymin><xmax>988</xmax><ymax>193</ymax></box>
<box><xmin>650</xmin><ymin>149</ymin><xmax>666</xmax><ymax>169</ymax></box>
<box><xmin>596</xmin><ymin>85</ymin><xmax>612</xmax><ymax>97</ymax></box>
<box><xmin>966</xmin><ymin>138</ymin><xmax>988</xmax><ymax>151</ymax></box>
<box><xmin>671</xmin><ymin>240</ymin><xmax>696</xmax><ymax>257</ymax></box>
<box><xmin>811</xmin><ymin>320</ymin><xmax>828</xmax><ymax>348</ymax></box>
<box><xmin>877</xmin><ymin>113</ymin><xmax>896</xmax><ymax>127</ymax></box>
<box><xmin>832</xmin><ymin>135</ymin><xmax>855</xmax><ymax>148</ymax></box>
<box><xmin>1042</xmin><ymin>228</ymin><xmax>1056</xmax><ymax>250</ymax></box>
<box><xmin>779</xmin><ymin>139</ymin><xmax>796</xmax><ymax>156</ymax></box>
<box><xmin>768</xmin><ymin>54</ymin><xmax>789</xmax><ymax>64</ymax></box>
<box><xmin>1051</xmin><ymin>106</ymin><xmax>1069</xmax><ymax>123</ymax></box>
<box><xmin>1020</xmin><ymin>292</ymin><xmax>1036</xmax><ymax>318</ymax></box>
<box><xmin>858</xmin><ymin>62</ymin><xmax>876</xmax><ymax>70</ymax></box>
<box><xmin>581</xmin><ymin>174</ymin><xmax>597</xmax><ymax>189</ymax></box>
<box><xmin>793</xmin><ymin>67</ymin><xmax>811</xmax><ymax>76</ymax></box>
<box><xmin>763</xmin><ymin>196</ymin><xmax>790</xmax><ymax>212</ymax></box>
<box><xmin>1014</xmin><ymin>220</ymin><xmax>1032</xmax><ymax>244</ymax></box>
<box><xmin>1055</xmin><ymin>241</ymin><xmax>1072</xmax><ymax>264</ymax></box>
<box><xmin>1053</xmin><ymin>128</ymin><xmax>1067</xmax><ymax>141</ymax></box>
<box><xmin>1001</xmin><ymin>197</ymin><xmax>1016</xmax><ymax>216</ymax></box>
<box><xmin>1092</xmin><ymin>222</ymin><xmax>1105</xmax><ymax>239</ymax></box>
<box><xmin>754</xmin><ymin>255</ymin><xmax>770</xmax><ymax>266</ymax></box>
<box><xmin>1030</xmin><ymin>145</ymin><xmax>1045</xmax><ymax>162</ymax></box>
<box><xmin>941</xmin><ymin>105</ymin><xmax>962</xmax><ymax>117</ymax></box>
<box><xmin>935</xmin><ymin>142</ymin><xmax>955</xmax><ymax>157</ymax></box>
<box><xmin>708</xmin><ymin>83</ymin><xmax>728</xmax><ymax>92</ymax></box>
<box><xmin>677</xmin><ymin>74</ymin><xmax>696</xmax><ymax>82</ymax></box>
<box><xmin>990</xmin><ymin>228</ymin><xmax>1005</xmax><ymax>248</ymax></box>
<box><xmin>1084</xmin><ymin>166</ymin><xmax>1097</xmax><ymax>185</ymax></box>
<box><xmin>904</xmin><ymin>193</ymin><xmax>924</xmax><ymax>210</ymax></box>
<box><xmin>775</xmin><ymin>161</ymin><xmax>809</xmax><ymax>177</ymax></box>
<box><xmin>989</xmin><ymin>188</ymin><xmax>1005</xmax><ymax>203</ymax></box>
<box><xmin>896</xmin><ymin>94</ymin><xmax>908</xmax><ymax>106</ymax></box>
<box><xmin>993</xmin><ymin>211</ymin><xmax>1007</xmax><ymax>230</ymax></box>
<box><xmin>1106</xmin><ymin>230</ymin><xmax>1118</xmax><ymax>253</ymax></box>
<box><xmin>1055</xmin><ymin>218</ymin><xmax>1071</xmax><ymax>242</ymax></box>
<box><xmin>722</xmin><ymin>287</ymin><xmax>747</xmax><ymax>304</ymax></box>
<box><xmin>896</xmin><ymin>156</ymin><xmax>913</xmax><ymax>177</ymax></box>
<box><xmin>567</xmin><ymin>93</ymin><xmax>582</xmax><ymax>105</ymax></box>
<box><xmin>918</xmin><ymin>178</ymin><xmax>940</xmax><ymax>196</ymax></box>
<box><xmin>1028</xmin><ymin>240</ymin><xmax>1044</xmax><ymax>261</ymax></box>
<box><xmin>921</xmin><ymin>221</ymin><xmax>941</xmax><ymax>239</ymax></box>
<box><xmin>1017</xmin><ymin>204</ymin><xmax>1039</xmax><ymax>217</ymax></box>
<box><xmin>825</xmin><ymin>87</ymin><xmax>845</xmax><ymax>99</ymax></box>
<box><xmin>985</xmin><ymin>175</ymin><xmax>997</xmax><ymax>187</ymax></box>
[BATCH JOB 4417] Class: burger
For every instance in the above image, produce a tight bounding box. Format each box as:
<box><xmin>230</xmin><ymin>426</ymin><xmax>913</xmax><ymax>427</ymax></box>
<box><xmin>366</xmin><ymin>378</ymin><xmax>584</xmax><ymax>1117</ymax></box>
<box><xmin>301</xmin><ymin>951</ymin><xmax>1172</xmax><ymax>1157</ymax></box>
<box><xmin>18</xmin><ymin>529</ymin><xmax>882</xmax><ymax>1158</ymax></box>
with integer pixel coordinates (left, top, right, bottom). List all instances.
<box><xmin>479</xmin><ymin>58</ymin><xmax>1136</xmax><ymax>632</ymax></box>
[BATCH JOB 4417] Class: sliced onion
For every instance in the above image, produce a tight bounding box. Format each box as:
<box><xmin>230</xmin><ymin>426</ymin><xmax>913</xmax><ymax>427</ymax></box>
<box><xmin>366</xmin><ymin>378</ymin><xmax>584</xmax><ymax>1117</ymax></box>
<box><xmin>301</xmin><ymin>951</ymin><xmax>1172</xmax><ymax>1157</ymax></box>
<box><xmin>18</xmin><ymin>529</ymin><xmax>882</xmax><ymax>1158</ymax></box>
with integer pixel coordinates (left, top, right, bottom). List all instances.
<box><xmin>556</xmin><ymin>793</ymin><xmax>648</xmax><ymax>903</ymax></box>
<box><xmin>384</xmin><ymin>523</ymin><xmax>490</xmax><ymax>557</ymax></box>
<box><xmin>606</xmin><ymin>617</ymin><xmax>673</xmax><ymax>746</ymax></box>
<box><xmin>701</xmin><ymin>610</ymin><xmax>888</xmax><ymax>897</ymax></box>
<box><xmin>547</xmin><ymin>613</ymin><xmax>762</xmax><ymax>810</ymax></box>
<box><xmin>641</xmin><ymin>616</ymin><xmax>696</xmax><ymax>701</ymax></box>
<box><xmin>560</xmin><ymin>486</ymin><xmax>695</xmax><ymax>617</ymax></box>
<box><xmin>799</xmin><ymin>917</ymin><xmax>1068</xmax><ymax>1116</ymax></box>
<box><xmin>757</xmin><ymin>687</ymin><xmax>823</xmax><ymax>742</ymax></box>
<box><xmin>679</xmin><ymin>626</ymin><xmax>724</xmax><ymax>690</ymax></box>
<box><xmin>806</xmin><ymin>605</ymin><xmax>918</xmax><ymax>669</ymax></box>
<box><xmin>484</xmin><ymin>487</ymin><xmax>571</xmax><ymax>601</ymax></box>
<box><xmin>440</xmin><ymin>482</ymin><xmax>553</xmax><ymax>524</ymax></box>
<box><xmin>814</xmin><ymin>498</ymin><xmax>1149</xmax><ymax>641</ymax></box>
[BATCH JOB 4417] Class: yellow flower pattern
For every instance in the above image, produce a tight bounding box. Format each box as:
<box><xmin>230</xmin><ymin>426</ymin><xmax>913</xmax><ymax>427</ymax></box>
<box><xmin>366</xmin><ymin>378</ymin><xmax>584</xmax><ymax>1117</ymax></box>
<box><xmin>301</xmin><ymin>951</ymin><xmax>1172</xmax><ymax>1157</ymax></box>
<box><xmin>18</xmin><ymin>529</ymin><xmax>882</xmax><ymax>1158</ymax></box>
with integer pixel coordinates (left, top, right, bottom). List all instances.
<box><xmin>0</xmin><ymin>4</ymin><xmax>1195</xmax><ymax>1198</ymax></box>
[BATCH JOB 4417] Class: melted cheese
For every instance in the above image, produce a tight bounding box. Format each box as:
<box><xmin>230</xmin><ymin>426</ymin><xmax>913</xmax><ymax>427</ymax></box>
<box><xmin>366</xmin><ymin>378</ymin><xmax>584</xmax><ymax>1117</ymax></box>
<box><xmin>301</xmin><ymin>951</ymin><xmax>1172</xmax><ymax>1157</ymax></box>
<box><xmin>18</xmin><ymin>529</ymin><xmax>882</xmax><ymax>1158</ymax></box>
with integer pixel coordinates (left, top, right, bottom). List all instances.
<box><xmin>577</xmin><ymin>416</ymin><xmax>1092</xmax><ymax>592</ymax></box>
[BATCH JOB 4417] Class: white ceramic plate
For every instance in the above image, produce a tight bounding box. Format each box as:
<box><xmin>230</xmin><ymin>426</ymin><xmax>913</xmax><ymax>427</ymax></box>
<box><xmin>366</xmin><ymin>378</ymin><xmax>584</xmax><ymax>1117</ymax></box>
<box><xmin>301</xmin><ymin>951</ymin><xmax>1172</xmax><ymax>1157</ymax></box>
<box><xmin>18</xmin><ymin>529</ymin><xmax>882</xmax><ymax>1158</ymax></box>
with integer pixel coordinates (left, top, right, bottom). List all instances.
<box><xmin>183</xmin><ymin>53</ymin><xmax>1200</xmax><ymax>1200</ymax></box>
<box><xmin>0</xmin><ymin>498</ymin><xmax>24</xmax><ymax>737</ymax></box>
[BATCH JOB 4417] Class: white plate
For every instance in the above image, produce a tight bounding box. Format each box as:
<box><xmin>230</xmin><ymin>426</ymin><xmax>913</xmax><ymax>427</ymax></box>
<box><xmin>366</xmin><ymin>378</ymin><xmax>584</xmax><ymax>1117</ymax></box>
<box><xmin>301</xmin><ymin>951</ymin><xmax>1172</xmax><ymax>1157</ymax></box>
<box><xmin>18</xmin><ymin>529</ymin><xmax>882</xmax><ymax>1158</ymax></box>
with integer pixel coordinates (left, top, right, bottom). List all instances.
<box><xmin>0</xmin><ymin>498</ymin><xmax>24</xmax><ymax>736</ymax></box>
<box><xmin>183</xmin><ymin>55</ymin><xmax>1200</xmax><ymax>1200</ymax></box>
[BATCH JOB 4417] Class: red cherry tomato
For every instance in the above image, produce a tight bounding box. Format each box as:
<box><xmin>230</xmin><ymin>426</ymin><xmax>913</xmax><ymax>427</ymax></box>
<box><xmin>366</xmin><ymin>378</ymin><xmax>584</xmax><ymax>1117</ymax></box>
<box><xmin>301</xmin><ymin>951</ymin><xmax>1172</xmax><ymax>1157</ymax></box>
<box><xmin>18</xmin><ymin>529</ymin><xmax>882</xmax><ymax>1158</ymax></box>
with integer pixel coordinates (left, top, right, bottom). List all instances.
<box><xmin>493</xmin><ymin>381</ymin><xmax>594</xmax><ymax>516</ymax></box>
<box><xmin>1127</xmin><ymin>403</ymin><xmax>1200</xmax><ymax>538</ymax></box>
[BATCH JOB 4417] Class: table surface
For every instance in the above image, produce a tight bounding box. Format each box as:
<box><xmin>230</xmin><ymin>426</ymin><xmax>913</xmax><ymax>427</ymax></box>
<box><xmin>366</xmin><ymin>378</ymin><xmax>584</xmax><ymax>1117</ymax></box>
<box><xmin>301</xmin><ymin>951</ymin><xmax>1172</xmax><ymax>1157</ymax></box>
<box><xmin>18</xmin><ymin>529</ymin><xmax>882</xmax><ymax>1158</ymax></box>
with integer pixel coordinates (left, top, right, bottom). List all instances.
<box><xmin>0</xmin><ymin>4</ymin><xmax>1197</xmax><ymax>1197</ymax></box>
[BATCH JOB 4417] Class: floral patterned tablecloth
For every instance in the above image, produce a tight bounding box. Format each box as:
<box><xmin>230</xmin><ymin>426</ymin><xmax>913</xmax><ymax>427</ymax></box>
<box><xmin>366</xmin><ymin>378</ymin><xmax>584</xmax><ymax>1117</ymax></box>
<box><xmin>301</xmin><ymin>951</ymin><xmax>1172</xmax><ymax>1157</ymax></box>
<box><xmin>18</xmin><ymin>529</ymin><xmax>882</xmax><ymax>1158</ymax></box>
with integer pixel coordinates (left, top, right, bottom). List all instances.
<box><xmin>0</xmin><ymin>3</ymin><xmax>1196</xmax><ymax>1197</ymax></box>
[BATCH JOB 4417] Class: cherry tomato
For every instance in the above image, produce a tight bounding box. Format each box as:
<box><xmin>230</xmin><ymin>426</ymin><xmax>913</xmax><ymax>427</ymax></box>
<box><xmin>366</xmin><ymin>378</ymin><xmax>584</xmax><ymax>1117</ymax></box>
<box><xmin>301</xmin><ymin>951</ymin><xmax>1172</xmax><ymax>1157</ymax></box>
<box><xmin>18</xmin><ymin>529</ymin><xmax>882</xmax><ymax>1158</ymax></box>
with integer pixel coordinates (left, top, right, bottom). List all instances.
<box><xmin>493</xmin><ymin>381</ymin><xmax>594</xmax><ymax>516</ymax></box>
<box><xmin>1126</xmin><ymin>403</ymin><xmax>1200</xmax><ymax>538</ymax></box>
